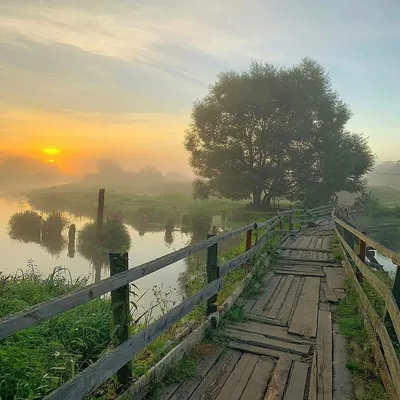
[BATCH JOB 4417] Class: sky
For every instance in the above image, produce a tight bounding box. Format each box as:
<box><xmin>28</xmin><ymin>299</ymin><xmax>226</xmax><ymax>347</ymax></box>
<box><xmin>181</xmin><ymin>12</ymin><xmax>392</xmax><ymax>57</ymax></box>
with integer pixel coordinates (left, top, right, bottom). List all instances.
<box><xmin>1</xmin><ymin>0</ymin><xmax>399</xmax><ymax>175</ymax></box>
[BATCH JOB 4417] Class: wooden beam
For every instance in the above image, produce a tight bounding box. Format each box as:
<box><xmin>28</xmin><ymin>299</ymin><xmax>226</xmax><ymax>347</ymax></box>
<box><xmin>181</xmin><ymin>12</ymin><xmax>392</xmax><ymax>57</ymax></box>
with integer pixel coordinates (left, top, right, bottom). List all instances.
<box><xmin>43</xmin><ymin>279</ymin><xmax>223</xmax><ymax>400</ymax></box>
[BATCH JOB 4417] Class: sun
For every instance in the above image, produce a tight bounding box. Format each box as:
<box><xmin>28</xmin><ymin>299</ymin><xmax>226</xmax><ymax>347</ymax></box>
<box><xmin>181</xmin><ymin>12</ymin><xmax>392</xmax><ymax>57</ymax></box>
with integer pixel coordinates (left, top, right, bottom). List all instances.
<box><xmin>41</xmin><ymin>147</ymin><xmax>62</xmax><ymax>156</ymax></box>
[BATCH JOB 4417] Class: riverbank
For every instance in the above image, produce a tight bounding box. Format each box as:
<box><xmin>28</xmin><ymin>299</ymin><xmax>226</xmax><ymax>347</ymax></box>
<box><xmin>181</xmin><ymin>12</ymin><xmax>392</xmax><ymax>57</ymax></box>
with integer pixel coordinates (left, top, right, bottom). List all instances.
<box><xmin>26</xmin><ymin>183</ymin><xmax>293</xmax><ymax>229</ymax></box>
<box><xmin>0</xmin><ymin>228</ymin><xmax>281</xmax><ymax>399</ymax></box>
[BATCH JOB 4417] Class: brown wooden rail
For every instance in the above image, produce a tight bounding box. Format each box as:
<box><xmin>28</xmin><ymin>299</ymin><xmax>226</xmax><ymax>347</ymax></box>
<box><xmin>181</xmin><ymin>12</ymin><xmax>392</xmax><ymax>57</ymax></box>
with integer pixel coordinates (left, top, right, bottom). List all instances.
<box><xmin>333</xmin><ymin>212</ymin><xmax>400</xmax><ymax>399</ymax></box>
<box><xmin>0</xmin><ymin>204</ymin><xmax>333</xmax><ymax>400</ymax></box>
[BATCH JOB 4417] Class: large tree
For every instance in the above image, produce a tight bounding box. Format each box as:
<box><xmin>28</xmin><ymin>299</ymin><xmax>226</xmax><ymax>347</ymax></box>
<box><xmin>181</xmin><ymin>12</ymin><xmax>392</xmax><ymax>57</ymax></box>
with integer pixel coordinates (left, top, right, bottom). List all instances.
<box><xmin>185</xmin><ymin>58</ymin><xmax>375</xmax><ymax>208</ymax></box>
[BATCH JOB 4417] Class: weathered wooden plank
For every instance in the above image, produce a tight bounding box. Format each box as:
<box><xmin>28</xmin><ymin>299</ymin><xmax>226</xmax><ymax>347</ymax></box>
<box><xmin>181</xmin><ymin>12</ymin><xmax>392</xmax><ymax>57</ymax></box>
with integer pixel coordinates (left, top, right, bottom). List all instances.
<box><xmin>324</xmin><ymin>286</ymin><xmax>338</xmax><ymax>303</ymax></box>
<box><xmin>216</xmin><ymin>353</ymin><xmax>259</xmax><ymax>400</ymax></box>
<box><xmin>251</xmin><ymin>276</ymin><xmax>282</xmax><ymax>315</ymax></box>
<box><xmin>44</xmin><ymin>279</ymin><xmax>223</xmax><ymax>400</ymax></box>
<box><xmin>341</xmin><ymin>257</ymin><xmax>397</xmax><ymax>399</ymax></box>
<box><xmin>279</xmin><ymin>257</ymin><xmax>338</xmax><ymax>265</ymax></box>
<box><xmin>277</xmin><ymin>276</ymin><xmax>301</xmax><ymax>324</ymax></box>
<box><xmin>226</xmin><ymin>322</ymin><xmax>309</xmax><ymax>345</ymax></box>
<box><xmin>336</xmin><ymin>232</ymin><xmax>400</xmax><ymax>343</ymax></box>
<box><xmin>244</xmin><ymin>299</ymin><xmax>257</xmax><ymax>313</ymax></box>
<box><xmin>168</xmin><ymin>350</ymin><xmax>222</xmax><ymax>400</ymax></box>
<box><xmin>222</xmin><ymin>329</ymin><xmax>310</xmax><ymax>356</ymax></box>
<box><xmin>160</xmin><ymin>382</ymin><xmax>181</xmax><ymax>400</ymax></box>
<box><xmin>283</xmin><ymin>362</ymin><xmax>309</xmax><ymax>400</ymax></box>
<box><xmin>316</xmin><ymin>310</ymin><xmax>332</xmax><ymax>400</ymax></box>
<box><xmin>332</xmin><ymin>324</ymin><xmax>352</xmax><ymax>400</ymax></box>
<box><xmin>266</xmin><ymin>275</ymin><xmax>294</xmax><ymax>319</ymax></box>
<box><xmin>279</xmin><ymin>246</ymin><xmax>332</xmax><ymax>253</ymax></box>
<box><xmin>227</xmin><ymin>342</ymin><xmax>301</xmax><ymax>361</ymax></box>
<box><xmin>334</xmin><ymin>289</ymin><xmax>346</xmax><ymax>300</ymax></box>
<box><xmin>263</xmin><ymin>276</ymin><xmax>287</xmax><ymax>315</ymax></box>
<box><xmin>289</xmin><ymin>277</ymin><xmax>320</xmax><ymax>338</ymax></box>
<box><xmin>275</xmin><ymin>270</ymin><xmax>325</xmax><ymax>277</ymax></box>
<box><xmin>309</xmin><ymin>351</ymin><xmax>317</xmax><ymax>400</ymax></box>
<box><xmin>276</xmin><ymin>265</ymin><xmax>323</xmax><ymax>272</ymax></box>
<box><xmin>0</xmin><ymin>222</ymin><xmax>261</xmax><ymax>341</ymax></box>
<box><xmin>264</xmin><ymin>356</ymin><xmax>292</xmax><ymax>400</ymax></box>
<box><xmin>247</xmin><ymin>315</ymin><xmax>287</xmax><ymax>327</ymax></box>
<box><xmin>324</xmin><ymin>268</ymin><xmax>346</xmax><ymax>290</ymax></box>
<box><xmin>334</xmin><ymin>216</ymin><xmax>400</xmax><ymax>264</ymax></box>
<box><xmin>240</xmin><ymin>357</ymin><xmax>274</xmax><ymax>400</ymax></box>
<box><xmin>190</xmin><ymin>350</ymin><xmax>242</xmax><ymax>400</ymax></box>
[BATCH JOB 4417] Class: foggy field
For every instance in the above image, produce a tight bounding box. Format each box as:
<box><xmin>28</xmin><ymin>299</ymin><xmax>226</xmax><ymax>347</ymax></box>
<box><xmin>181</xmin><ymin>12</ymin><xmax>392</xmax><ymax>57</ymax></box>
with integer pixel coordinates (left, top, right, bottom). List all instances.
<box><xmin>27</xmin><ymin>183</ymin><xmax>295</xmax><ymax>229</ymax></box>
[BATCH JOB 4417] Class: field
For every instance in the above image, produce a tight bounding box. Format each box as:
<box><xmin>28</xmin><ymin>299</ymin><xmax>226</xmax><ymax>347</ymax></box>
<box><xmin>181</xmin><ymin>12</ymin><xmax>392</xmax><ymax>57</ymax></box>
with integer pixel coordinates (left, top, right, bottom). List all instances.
<box><xmin>27</xmin><ymin>183</ymin><xmax>292</xmax><ymax>229</ymax></box>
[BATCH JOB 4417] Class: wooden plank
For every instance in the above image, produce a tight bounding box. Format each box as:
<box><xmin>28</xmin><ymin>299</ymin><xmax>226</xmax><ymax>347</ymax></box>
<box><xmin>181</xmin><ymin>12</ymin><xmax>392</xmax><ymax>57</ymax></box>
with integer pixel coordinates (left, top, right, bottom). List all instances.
<box><xmin>44</xmin><ymin>279</ymin><xmax>223</xmax><ymax>400</ymax></box>
<box><xmin>263</xmin><ymin>276</ymin><xmax>287</xmax><ymax>315</ymax></box>
<box><xmin>247</xmin><ymin>315</ymin><xmax>287</xmax><ymax>327</ymax></box>
<box><xmin>280</xmin><ymin>246</ymin><xmax>332</xmax><ymax>253</ymax></box>
<box><xmin>324</xmin><ymin>268</ymin><xmax>346</xmax><ymax>289</ymax></box>
<box><xmin>227</xmin><ymin>342</ymin><xmax>301</xmax><ymax>361</ymax></box>
<box><xmin>190</xmin><ymin>350</ymin><xmax>242</xmax><ymax>400</ymax></box>
<box><xmin>334</xmin><ymin>216</ymin><xmax>400</xmax><ymax>264</ymax></box>
<box><xmin>324</xmin><ymin>286</ymin><xmax>338</xmax><ymax>303</ymax></box>
<box><xmin>279</xmin><ymin>257</ymin><xmax>338</xmax><ymax>265</ymax></box>
<box><xmin>264</xmin><ymin>356</ymin><xmax>292</xmax><ymax>400</ymax></box>
<box><xmin>332</xmin><ymin>324</ymin><xmax>352</xmax><ymax>400</ymax></box>
<box><xmin>277</xmin><ymin>276</ymin><xmax>301</xmax><ymax>324</ymax></box>
<box><xmin>240</xmin><ymin>357</ymin><xmax>274</xmax><ymax>400</ymax></box>
<box><xmin>283</xmin><ymin>362</ymin><xmax>309</xmax><ymax>400</ymax></box>
<box><xmin>226</xmin><ymin>322</ymin><xmax>310</xmax><ymax>345</ymax></box>
<box><xmin>336</xmin><ymin>231</ymin><xmax>400</xmax><ymax>343</ymax></box>
<box><xmin>341</xmin><ymin>257</ymin><xmax>397</xmax><ymax>399</ymax></box>
<box><xmin>169</xmin><ymin>350</ymin><xmax>222</xmax><ymax>400</ymax></box>
<box><xmin>275</xmin><ymin>270</ymin><xmax>325</xmax><ymax>278</ymax></box>
<box><xmin>0</xmin><ymin>222</ymin><xmax>259</xmax><ymax>341</ymax></box>
<box><xmin>216</xmin><ymin>353</ymin><xmax>259</xmax><ymax>400</ymax></box>
<box><xmin>308</xmin><ymin>351</ymin><xmax>317</xmax><ymax>400</ymax></box>
<box><xmin>222</xmin><ymin>329</ymin><xmax>310</xmax><ymax>356</ymax></box>
<box><xmin>251</xmin><ymin>276</ymin><xmax>282</xmax><ymax>315</ymax></box>
<box><xmin>316</xmin><ymin>310</ymin><xmax>332</xmax><ymax>400</ymax></box>
<box><xmin>289</xmin><ymin>277</ymin><xmax>320</xmax><ymax>338</ymax></box>
<box><xmin>266</xmin><ymin>275</ymin><xmax>294</xmax><ymax>319</ymax></box>
<box><xmin>244</xmin><ymin>299</ymin><xmax>257</xmax><ymax>313</ymax></box>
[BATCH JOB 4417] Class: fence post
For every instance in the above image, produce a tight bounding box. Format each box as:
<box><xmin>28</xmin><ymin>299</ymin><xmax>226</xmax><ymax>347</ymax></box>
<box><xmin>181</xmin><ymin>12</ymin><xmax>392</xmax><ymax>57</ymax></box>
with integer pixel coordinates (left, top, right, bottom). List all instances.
<box><xmin>109</xmin><ymin>252</ymin><xmax>131</xmax><ymax>386</ymax></box>
<box><xmin>246</xmin><ymin>228</ymin><xmax>252</xmax><ymax>251</ymax></box>
<box><xmin>358</xmin><ymin>235</ymin><xmax>366</xmax><ymax>262</ymax></box>
<box><xmin>68</xmin><ymin>224</ymin><xmax>76</xmax><ymax>258</ymax></box>
<box><xmin>97</xmin><ymin>188</ymin><xmax>105</xmax><ymax>243</ymax></box>
<box><xmin>393</xmin><ymin>265</ymin><xmax>400</xmax><ymax>308</ymax></box>
<box><xmin>206</xmin><ymin>234</ymin><xmax>219</xmax><ymax>315</ymax></box>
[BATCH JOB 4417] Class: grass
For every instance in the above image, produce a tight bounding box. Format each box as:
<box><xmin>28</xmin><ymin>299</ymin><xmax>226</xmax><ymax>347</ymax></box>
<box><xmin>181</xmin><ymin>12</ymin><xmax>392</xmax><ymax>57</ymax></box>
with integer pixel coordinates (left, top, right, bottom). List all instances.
<box><xmin>0</xmin><ymin>219</ymin><xmax>282</xmax><ymax>399</ymax></box>
<box><xmin>27</xmin><ymin>183</ymin><xmax>290</xmax><ymax>231</ymax></box>
<box><xmin>335</xmin><ymin>280</ymin><xmax>388</xmax><ymax>400</ymax></box>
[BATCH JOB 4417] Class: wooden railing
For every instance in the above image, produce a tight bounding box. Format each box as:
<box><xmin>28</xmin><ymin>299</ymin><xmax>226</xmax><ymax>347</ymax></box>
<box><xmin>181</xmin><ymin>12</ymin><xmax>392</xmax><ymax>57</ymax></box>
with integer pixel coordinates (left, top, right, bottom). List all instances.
<box><xmin>333</xmin><ymin>212</ymin><xmax>400</xmax><ymax>399</ymax></box>
<box><xmin>0</xmin><ymin>204</ymin><xmax>333</xmax><ymax>400</ymax></box>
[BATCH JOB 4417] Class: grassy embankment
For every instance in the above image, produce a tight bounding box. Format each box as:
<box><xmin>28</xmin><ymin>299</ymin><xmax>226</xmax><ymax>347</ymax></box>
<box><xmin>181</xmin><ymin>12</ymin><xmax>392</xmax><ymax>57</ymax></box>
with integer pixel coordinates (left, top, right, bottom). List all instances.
<box><xmin>27</xmin><ymin>183</ymin><xmax>296</xmax><ymax>230</ymax></box>
<box><xmin>0</xmin><ymin>219</ymin><xmax>283</xmax><ymax>399</ymax></box>
<box><xmin>332</xmin><ymin>234</ymin><xmax>399</xmax><ymax>400</ymax></box>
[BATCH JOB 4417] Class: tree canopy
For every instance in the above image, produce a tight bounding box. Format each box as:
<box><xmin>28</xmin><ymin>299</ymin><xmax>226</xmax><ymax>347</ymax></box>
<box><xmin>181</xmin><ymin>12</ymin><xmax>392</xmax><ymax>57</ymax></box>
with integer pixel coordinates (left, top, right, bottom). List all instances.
<box><xmin>185</xmin><ymin>58</ymin><xmax>375</xmax><ymax>208</ymax></box>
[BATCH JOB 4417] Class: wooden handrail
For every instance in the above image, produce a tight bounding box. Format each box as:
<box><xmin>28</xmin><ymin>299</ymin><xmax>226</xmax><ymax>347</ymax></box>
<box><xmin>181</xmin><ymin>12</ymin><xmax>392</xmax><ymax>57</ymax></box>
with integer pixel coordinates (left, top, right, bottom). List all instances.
<box><xmin>334</xmin><ymin>216</ymin><xmax>400</xmax><ymax>265</ymax></box>
<box><xmin>0</xmin><ymin>203</ymin><xmax>330</xmax><ymax>400</ymax></box>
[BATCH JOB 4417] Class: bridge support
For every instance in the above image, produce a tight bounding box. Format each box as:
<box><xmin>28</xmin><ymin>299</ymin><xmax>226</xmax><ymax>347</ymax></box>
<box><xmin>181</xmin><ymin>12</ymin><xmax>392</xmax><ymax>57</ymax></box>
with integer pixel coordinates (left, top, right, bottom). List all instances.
<box><xmin>206</xmin><ymin>234</ymin><xmax>219</xmax><ymax>315</ymax></box>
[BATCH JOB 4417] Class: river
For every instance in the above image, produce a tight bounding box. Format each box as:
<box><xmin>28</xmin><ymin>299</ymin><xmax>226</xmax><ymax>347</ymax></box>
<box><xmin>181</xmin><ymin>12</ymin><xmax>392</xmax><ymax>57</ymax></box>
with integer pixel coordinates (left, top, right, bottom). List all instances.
<box><xmin>0</xmin><ymin>196</ymin><xmax>192</xmax><ymax>319</ymax></box>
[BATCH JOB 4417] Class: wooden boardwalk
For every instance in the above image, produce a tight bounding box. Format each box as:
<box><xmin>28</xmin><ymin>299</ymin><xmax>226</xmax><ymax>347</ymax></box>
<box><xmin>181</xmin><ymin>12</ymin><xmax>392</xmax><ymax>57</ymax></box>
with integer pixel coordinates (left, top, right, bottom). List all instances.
<box><xmin>157</xmin><ymin>218</ymin><xmax>352</xmax><ymax>400</ymax></box>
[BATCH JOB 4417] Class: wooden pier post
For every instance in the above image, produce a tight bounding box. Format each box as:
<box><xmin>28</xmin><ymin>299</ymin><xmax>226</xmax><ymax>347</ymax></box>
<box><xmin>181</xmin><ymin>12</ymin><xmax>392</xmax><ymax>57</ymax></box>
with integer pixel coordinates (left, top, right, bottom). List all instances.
<box><xmin>109</xmin><ymin>252</ymin><xmax>131</xmax><ymax>386</ymax></box>
<box><xmin>97</xmin><ymin>188</ymin><xmax>105</xmax><ymax>243</ymax></box>
<box><xmin>206</xmin><ymin>234</ymin><xmax>219</xmax><ymax>315</ymax></box>
<box><xmin>68</xmin><ymin>224</ymin><xmax>76</xmax><ymax>258</ymax></box>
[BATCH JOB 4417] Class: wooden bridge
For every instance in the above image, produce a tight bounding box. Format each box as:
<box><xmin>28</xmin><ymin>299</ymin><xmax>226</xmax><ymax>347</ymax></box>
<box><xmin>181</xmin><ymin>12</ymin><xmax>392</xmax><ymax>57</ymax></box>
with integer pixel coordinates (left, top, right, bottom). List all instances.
<box><xmin>1</xmin><ymin>204</ymin><xmax>399</xmax><ymax>399</ymax></box>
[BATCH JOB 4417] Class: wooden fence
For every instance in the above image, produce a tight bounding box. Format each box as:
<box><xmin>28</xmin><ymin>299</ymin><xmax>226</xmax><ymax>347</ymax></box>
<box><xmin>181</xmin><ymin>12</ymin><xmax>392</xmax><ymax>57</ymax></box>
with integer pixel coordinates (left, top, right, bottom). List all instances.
<box><xmin>0</xmin><ymin>204</ymin><xmax>333</xmax><ymax>400</ymax></box>
<box><xmin>333</xmin><ymin>212</ymin><xmax>400</xmax><ymax>399</ymax></box>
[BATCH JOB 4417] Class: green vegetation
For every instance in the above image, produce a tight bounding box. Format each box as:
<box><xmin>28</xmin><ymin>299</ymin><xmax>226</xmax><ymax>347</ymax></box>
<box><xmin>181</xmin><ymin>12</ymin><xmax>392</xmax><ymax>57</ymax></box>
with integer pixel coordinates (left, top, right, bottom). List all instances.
<box><xmin>335</xmin><ymin>280</ymin><xmax>388</xmax><ymax>400</ymax></box>
<box><xmin>0</xmin><ymin>222</ymin><xmax>281</xmax><ymax>399</ymax></box>
<box><xmin>185</xmin><ymin>58</ymin><xmax>374</xmax><ymax>208</ymax></box>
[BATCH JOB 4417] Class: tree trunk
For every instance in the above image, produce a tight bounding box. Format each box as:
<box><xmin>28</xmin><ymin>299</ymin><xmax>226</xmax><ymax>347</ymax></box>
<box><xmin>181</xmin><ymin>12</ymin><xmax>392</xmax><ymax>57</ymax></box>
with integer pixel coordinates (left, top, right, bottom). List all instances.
<box><xmin>252</xmin><ymin>187</ymin><xmax>262</xmax><ymax>209</ymax></box>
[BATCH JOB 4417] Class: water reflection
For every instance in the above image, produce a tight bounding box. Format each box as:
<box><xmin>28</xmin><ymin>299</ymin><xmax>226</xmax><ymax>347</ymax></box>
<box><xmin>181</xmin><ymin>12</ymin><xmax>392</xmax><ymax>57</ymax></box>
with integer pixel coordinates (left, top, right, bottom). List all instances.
<box><xmin>77</xmin><ymin>213</ymin><xmax>131</xmax><ymax>282</ymax></box>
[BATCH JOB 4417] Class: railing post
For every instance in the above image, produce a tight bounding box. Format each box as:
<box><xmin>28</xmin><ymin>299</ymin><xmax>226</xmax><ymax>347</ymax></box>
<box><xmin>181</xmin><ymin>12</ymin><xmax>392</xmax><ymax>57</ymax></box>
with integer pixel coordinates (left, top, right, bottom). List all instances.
<box><xmin>358</xmin><ymin>235</ymin><xmax>366</xmax><ymax>262</ymax></box>
<box><xmin>109</xmin><ymin>252</ymin><xmax>131</xmax><ymax>386</ymax></box>
<box><xmin>278</xmin><ymin>211</ymin><xmax>283</xmax><ymax>231</ymax></box>
<box><xmin>393</xmin><ymin>265</ymin><xmax>400</xmax><ymax>308</ymax></box>
<box><xmin>246</xmin><ymin>228</ymin><xmax>252</xmax><ymax>251</ymax></box>
<box><xmin>206</xmin><ymin>234</ymin><xmax>219</xmax><ymax>315</ymax></box>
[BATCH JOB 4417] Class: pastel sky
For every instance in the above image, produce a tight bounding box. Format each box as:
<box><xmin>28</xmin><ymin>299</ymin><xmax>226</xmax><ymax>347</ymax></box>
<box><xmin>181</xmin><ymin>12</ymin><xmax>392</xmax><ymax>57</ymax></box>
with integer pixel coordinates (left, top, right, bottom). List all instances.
<box><xmin>1</xmin><ymin>0</ymin><xmax>399</xmax><ymax>174</ymax></box>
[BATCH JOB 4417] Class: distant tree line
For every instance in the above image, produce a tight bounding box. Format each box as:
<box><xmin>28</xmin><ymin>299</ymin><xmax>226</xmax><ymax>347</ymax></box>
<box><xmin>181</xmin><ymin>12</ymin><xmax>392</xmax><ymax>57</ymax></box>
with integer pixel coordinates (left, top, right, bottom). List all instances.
<box><xmin>185</xmin><ymin>58</ymin><xmax>375</xmax><ymax>208</ymax></box>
